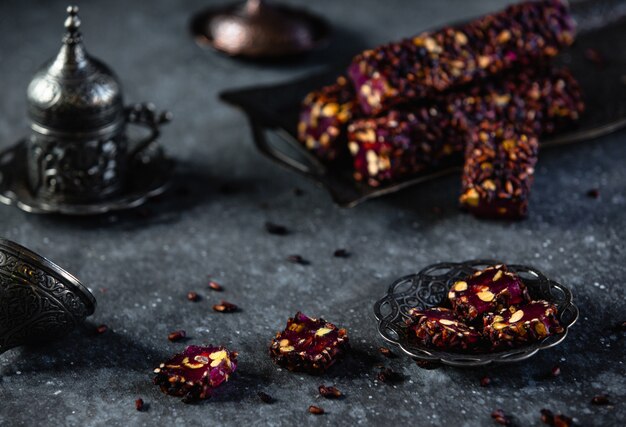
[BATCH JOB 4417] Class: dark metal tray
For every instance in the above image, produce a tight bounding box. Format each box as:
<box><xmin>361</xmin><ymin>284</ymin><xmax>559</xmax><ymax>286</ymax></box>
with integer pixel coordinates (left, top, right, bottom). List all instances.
<box><xmin>221</xmin><ymin>18</ymin><xmax>626</xmax><ymax>207</ymax></box>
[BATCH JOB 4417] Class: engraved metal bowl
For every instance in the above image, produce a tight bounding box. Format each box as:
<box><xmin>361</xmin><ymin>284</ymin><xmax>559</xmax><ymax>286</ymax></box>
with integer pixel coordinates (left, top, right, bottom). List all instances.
<box><xmin>373</xmin><ymin>260</ymin><xmax>579</xmax><ymax>367</ymax></box>
<box><xmin>0</xmin><ymin>238</ymin><xmax>96</xmax><ymax>355</ymax></box>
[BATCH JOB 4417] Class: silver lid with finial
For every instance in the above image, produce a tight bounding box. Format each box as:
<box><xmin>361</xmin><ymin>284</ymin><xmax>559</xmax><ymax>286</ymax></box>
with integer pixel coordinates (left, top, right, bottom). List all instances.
<box><xmin>27</xmin><ymin>6</ymin><xmax>124</xmax><ymax>136</ymax></box>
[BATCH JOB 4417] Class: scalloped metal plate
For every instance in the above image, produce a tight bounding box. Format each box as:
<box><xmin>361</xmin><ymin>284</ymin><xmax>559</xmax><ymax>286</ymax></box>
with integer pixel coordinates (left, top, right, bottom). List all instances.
<box><xmin>373</xmin><ymin>260</ymin><xmax>579</xmax><ymax>367</ymax></box>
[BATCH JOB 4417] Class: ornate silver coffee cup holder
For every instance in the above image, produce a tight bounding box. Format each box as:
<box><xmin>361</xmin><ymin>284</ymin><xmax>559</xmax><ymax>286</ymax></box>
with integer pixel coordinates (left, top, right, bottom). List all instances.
<box><xmin>0</xmin><ymin>238</ymin><xmax>96</xmax><ymax>355</ymax></box>
<box><xmin>0</xmin><ymin>6</ymin><xmax>174</xmax><ymax>215</ymax></box>
<box><xmin>373</xmin><ymin>260</ymin><xmax>579</xmax><ymax>367</ymax></box>
<box><xmin>0</xmin><ymin>137</ymin><xmax>174</xmax><ymax>215</ymax></box>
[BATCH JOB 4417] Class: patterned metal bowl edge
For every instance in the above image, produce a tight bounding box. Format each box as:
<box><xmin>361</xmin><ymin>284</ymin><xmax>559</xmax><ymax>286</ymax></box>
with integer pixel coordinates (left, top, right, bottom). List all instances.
<box><xmin>373</xmin><ymin>260</ymin><xmax>579</xmax><ymax>367</ymax></box>
<box><xmin>0</xmin><ymin>238</ymin><xmax>96</xmax><ymax>354</ymax></box>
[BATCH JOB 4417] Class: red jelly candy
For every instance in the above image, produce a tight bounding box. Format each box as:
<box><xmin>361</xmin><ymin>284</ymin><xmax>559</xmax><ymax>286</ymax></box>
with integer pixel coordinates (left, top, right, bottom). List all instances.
<box><xmin>269</xmin><ymin>312</ymin><xmax>350</xmax><ymax>374</ymax></box>
<box><xmin>153</xmin><ymin>345</ymin><xmax>237</xmax><ymax>402</ymax></box>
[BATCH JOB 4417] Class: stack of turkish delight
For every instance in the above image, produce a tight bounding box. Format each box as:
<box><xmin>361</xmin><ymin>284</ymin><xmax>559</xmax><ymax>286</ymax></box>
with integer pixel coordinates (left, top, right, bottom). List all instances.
<box><xmin>298</xmin><ymin>0</ymin><xmax>584</xmax><ymax>219</ymax></box>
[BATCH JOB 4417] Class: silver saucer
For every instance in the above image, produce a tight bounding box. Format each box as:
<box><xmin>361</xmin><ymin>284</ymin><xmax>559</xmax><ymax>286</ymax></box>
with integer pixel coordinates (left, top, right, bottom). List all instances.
<box><xmin>0</xmin><ymin>238</ymin><xmax>96</xmax><ymax>355</ymax></box>
<box><xmin>373</xmin><ymin>260</ymin><xmax>579</xmax><ymax>367</ymax></box>
<box><xmin>0</xmin><ymin>140</ymin><xmax>174</xmax><ymax>215</ymax></box>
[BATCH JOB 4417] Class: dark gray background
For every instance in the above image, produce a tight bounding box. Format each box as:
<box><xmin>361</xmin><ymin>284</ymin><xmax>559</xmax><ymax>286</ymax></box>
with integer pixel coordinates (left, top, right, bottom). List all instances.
<box><xmin>0</xmin><ymin>0</ymin><xmax>624</xmax><ymax>426</ymax></box>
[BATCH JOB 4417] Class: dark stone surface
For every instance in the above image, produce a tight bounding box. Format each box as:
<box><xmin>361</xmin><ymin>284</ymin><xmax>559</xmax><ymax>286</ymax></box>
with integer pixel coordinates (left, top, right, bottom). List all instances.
<box><xmin>0</xmin><ymin>0</ymin><xmax>624</xmax><ymax>426</ymax></box>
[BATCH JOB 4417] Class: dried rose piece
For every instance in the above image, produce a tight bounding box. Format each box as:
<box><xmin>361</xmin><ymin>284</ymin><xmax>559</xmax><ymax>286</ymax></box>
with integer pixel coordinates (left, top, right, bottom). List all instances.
<box><xmin>484</xmin><ymin>301</ymin><xmax>564</xmax><ymax>349</ymax></box>
<box><xmin>480</xmin><ymin>376</ymin><xmax>491</xmax><ymax>387</ymax></box>
<box><xmin>448</xmin><ymin>264</ymin><xmax>530</xmax><ymax>322</ymax></box>
<box><xmin>269</xmin><ymin>312</ymin><xmax>350</xmax><ymax>374</ymax></box>
<box><xmin>153</xmin><ymin>345</ymin><xmax>237</xmax><ymax>402</ymax></box>
<box><xmin>187</xmin><ymin>291</ymin><xmax>200</xmax><ymax>302</ymax></box>
<box><xmin>586</xmin><ymin>188</ymin><xmax>600</xmax><ymax>199</ymax></box>
<box><xmin>135</xmin><ymin>398</ymin><xmax>145</xmax><ymax>411</ymax></box>
<box><xmin>265</xmin><ymin>222</ymin><xmax>289</xmax><ymax>236</ymax></box>
<box><xmin>406</xmin><ymin>307</ymin><xmax>482</xmax><ymax>351</ymax></box>
<box><xmin>333</xmin><ymin>249</ymin><xmax>350</xmax><ymax>258</ymax></box>
<box><xmin>258</xmin><ymin>391</ymin><xmax>274</xmax><ymax>404</ymax></box>
<box><xmin>95</xmin><ymin>324</ymin><xmax>108</xmax><ymax>335</ymax></box>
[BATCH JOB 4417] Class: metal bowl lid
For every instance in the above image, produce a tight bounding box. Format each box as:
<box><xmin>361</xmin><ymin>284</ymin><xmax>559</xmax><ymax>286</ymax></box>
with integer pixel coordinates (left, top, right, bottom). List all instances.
<box><xmin>191</xmin><ymin>0</ymin><xmax>330</xmax><ymax>58</ymax></box>
<box><xmin>27</xmin><ymin>6</ymin><xmax>124</xmax><ymax>135</ymax></box>
<box><xmin>0</xmin><ymin>237</ymin><xmax>96</xmax><ymax>354</ymax></box>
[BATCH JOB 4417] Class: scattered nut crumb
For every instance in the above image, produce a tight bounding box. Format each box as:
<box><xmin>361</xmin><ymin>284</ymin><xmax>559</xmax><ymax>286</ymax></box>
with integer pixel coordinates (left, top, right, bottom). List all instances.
<box><xmin>553</xmin><ymin>414</ymin><xmax>573</xmax><ymax>427</ymax></box>
<box><xmin>187</xmin><ymin>291</ymin><xmax>200</xmax><ymax>302</ymax></box>
<box><xmin>591</xmin><ymin>394</ymin><xmax>611</xmax><ymax>405</ymax></box>
<box><xmin>213</xmin><ymin>301</ymin><xmax>238</xmax><ymax>313</ymax></box>
<box><xmin>319</xmin><ymin>385</ymin><xmax>342</xmax><ymax>399</ymax></box>
<box><xmin>378</xmin><ymin>346</ymin><xmax>396</xmax><ymax>358</ymax></box>
<box><xmin>308</xmin><ymin>405</ymin><xmax>324</xmax><ymax>415</ymax></box>
<box><xmin>376</xmin><ymin>367</ymin><xmax>403</xmax><ymax>384</ymax></box>
<box><xmin>491</xmin><ymin>409</ymin><xmax>511</xmax><ymax>425</ymax></box>
<box><xmin>208</xmin><ymin>281</ymin><xmax>223</xmax><ymax>291</ymax></box>
<box><xmin>167</xmin><ymin>330</ymin><xmax>186</xmax><ymax>342</ymax></box>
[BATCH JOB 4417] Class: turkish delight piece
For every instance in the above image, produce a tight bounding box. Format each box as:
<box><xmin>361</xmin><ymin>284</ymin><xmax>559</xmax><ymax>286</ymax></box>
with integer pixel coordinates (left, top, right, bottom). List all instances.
<box><xmin>448</xmin><ymin>265</ymin><xmax>530</xmax><ymax>322</ymax></box>
<box><xmin>153</xmin><ymin>345</ymin><xmax>238</xmax><ymax>402</ymax></box>
<box><xmin>349</xmin><ymin>67</ymin><xmax>583</xmax><ymax>187</ymax></box>
<box><xmin>269</xmin><ymin>312</ymin><xmax>349</xmax><ymax>374</ymax></box>
<box><xmin>406</xmin><ymin>307</ymin><xmax>482</xmax><ymax>351</ymax></box>
<box><xmin>298</xmin><ymin>76</ymin><xmax>356</xmax><ymax>162</ymax></box>
<box><xmin>348</xmin><ymin>108</ymin><xmax>464</xmax><ymax>186</ymax></box>
<box><xmin>348</xmin><ymin>0</ymin><xmax>575</xmax><ymax>115</ymax></box>
<box><xmin>459</xmin><ymin>122</ymin><xmax>539</xmax><ymax>219</ymax></box>
<box><xmin>484</xmin><ymin>300</ymin><xmax>564</xmax><ymax>349</ymax></box>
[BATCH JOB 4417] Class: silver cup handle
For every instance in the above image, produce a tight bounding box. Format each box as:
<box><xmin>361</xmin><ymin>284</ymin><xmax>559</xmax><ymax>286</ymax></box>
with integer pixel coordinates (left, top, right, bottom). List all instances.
<box><xmin>125</xmin><ymin>103</ymin><xmax>172</xmax><ymax>160</ymax></box>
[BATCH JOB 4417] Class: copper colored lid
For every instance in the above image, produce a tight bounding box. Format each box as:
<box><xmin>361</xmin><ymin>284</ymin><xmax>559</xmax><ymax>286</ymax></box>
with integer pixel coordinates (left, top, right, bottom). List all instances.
<box><xmin>190</xmin><ymin>0</ymin><xmax>330</xmax><ymax>58</ymax></box>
